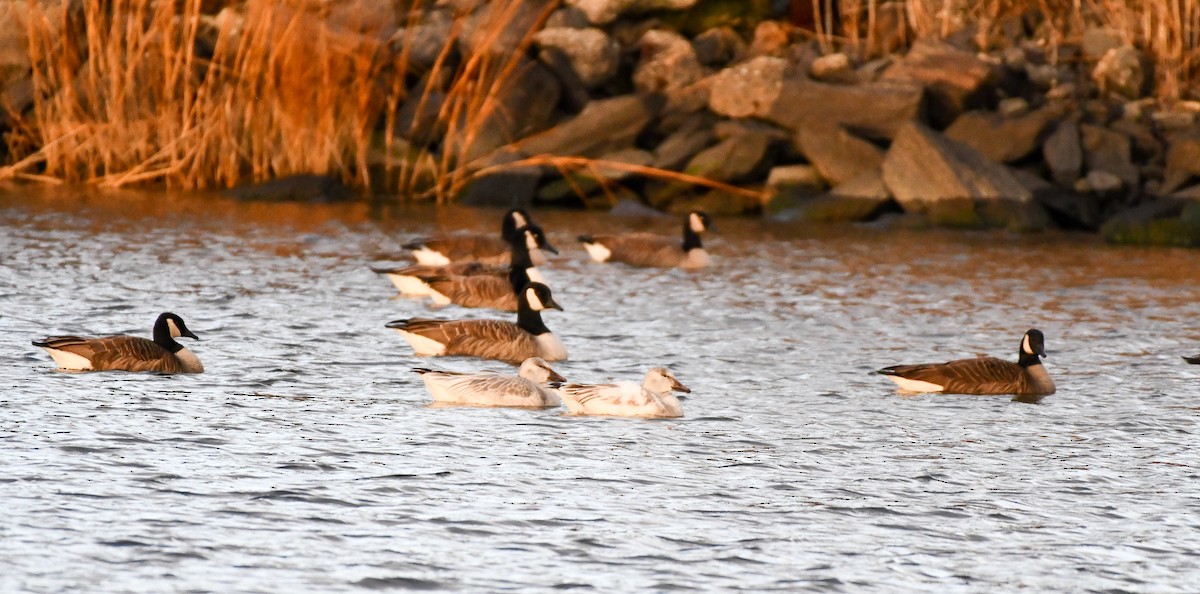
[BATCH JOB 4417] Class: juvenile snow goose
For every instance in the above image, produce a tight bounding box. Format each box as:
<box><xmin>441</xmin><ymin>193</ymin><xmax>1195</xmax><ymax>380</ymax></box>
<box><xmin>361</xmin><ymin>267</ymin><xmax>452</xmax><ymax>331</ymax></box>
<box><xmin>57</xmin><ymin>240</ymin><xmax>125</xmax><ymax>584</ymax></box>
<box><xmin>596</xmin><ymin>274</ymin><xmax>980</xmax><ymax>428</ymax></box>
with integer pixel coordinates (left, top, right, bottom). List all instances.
<box><xmin>415</xmin><ymin>226</ymin><xmax>555</xmax><ymax>310</ymax></box>
<box><xmin>404</xmin><ymin>209</ymin><xmax>549</xmax><ymax>266</ymax></box>
<box><xmin>578</xmin><ymin>210</ymin><xmax>713</xmax><ymax>268</ymax></box>
<box><xmin>875</xmin><ymin>329</ymin><xmax>1055</xmax><ymax>403</ymax></box>
<box><xmin>412</xmin><ymin>357</ymin><xmax>566</xmax><ymax>407</ymax></box>
<box><xmin>552</xmin><ymin>367</ymin><xmax>690</xmax><ymax>418</ymax></box>
<box><xmin>32</xmin><ymin>312</ymin><xmax>204</xmax><ymax>374</ymax></box>
<box><xmin>385</xmin><ymin>282</ymin><xmax>567</xmax><ymax>365</ymax></box>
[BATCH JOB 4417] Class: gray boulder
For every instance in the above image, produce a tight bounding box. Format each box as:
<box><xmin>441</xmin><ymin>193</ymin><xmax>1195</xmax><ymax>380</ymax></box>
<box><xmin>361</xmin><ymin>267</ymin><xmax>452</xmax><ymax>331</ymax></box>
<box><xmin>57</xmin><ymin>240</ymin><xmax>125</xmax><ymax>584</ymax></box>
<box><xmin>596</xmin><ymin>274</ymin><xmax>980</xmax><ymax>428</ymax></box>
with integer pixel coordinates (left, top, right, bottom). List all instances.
<box><xmin>795</xmin><ymin>124</ymin><xmax>884</xmax><ymax>186</ymax></box>
<box><xmin>459</xmin><ymin>1</ymin><xmax>553</xmax><ymax>58</ymax></box>
<box><xmin>1093</xmin><ymin>46</ymin><xmax>1147</xmax><ymax>99</ymax></box>
<box><xmin>693</xmin><ymin>26</ymin><xmax>745</xmax><ymax>67</ymax></box>
<box><xmin>882</xmin><ymin>39</ymin><xmax>998</xmax><ymax>126</ymax></box>
<box><xmin>707</xmin><ymin>56</ymin><xmax>789</xmax><ymax>119</ymax></box>
<box><xmin>683</xmin><ymin>132</ymin><xmax>772</xmax><ymax>183</ymax></box>
<box><xmin>389</xmin><ymin>8</ymin><xmax>454</xmax><ymax>71</ymax></box>
<box><xmin>534</xmin><ymin>27</ymin><xmax>620</xmax><ymax>89</ymax></box>
<box><xmin>764</xmin><ymin>80</ymin><xmax>925</xmax><ymax>141</ymax></box>
<box><xmin>1043</xmin><ymin>120</ymin><xmax>1083</xmax><ymax>186</ymax></box>
<box><xmin>1101</xmin><ymin>198</ymin><xmax>1200</xmax><ymax>247</ymax></box>
<box><xmin>632</xmin><ymin>29</ymin><xmax>704</xmax><ymax>98</ymax></box>
<box><xmin>944</xmin><ymin>107</ymin><xmax>1061</xmax><ymax>163</ymax></box>
<box><xmin>1081</xmin><ymin>124</ymin><xmax>1138</xmax><ymax>189</ymax></box>
<box><xmin>513</xmin><ymin>94</ymin><xmax>664</xmax><ymax>158</ymax></box>
<box><xmin>567</xmin><ymin>0</ymin><xmax>698</xmax><ymax>25</ymax></box>
<box><xmin>882</xmin><ymin>121</ymin><xmax>1048</xmax><ymax>229</ymax></box>
<box><xmin>651</xmin><ymin>118</ymin><xmax>716</xmax><ymax>170</ymax></box>
<box><xmin>450</xmin><ymin>60</ymin><xmax>561</xmax><ymax>163</ymax></box>
<box><xmin>1161</xmin><ymin>130</ymin><xmax>1200</xmax><ymax>194</ymax></box>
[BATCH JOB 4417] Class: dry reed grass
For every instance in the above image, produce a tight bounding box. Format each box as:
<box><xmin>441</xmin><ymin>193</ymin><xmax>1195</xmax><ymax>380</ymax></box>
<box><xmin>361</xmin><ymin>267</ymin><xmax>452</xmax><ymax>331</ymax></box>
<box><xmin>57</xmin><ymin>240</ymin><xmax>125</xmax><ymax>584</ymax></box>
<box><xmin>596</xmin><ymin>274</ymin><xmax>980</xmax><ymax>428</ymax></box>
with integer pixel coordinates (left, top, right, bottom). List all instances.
<box><xmin>3</xmin><ymin>0</ymin><xmax>1199</xmax><ymax>200</ymax></box>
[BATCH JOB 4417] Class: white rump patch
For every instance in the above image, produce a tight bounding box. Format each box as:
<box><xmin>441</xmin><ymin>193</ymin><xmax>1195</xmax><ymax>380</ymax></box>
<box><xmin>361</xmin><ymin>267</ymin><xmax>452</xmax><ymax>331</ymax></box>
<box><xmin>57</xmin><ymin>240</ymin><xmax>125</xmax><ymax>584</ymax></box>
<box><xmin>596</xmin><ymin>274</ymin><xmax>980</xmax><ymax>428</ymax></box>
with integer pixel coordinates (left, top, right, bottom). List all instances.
<box><xmin>689</xmin><ymin>212</ymin><xmax>705</xmax><ymax>232</ymax></box>
<box><xmin>427</xmin><ymin>289</ymin><xmax>451</xmax><ymax>306</ymax></box>
<box><xmin>582</xmin><ymin>242</ymin><xmax>611</xmax><ymax>262</ymax></box>
<box><xmin>395</xmin><ymin>330</ymin><xmax>447</xmax><ymax>356</ymax></box>
<box><xmin>884</xmin><ymin>375</ymin><xmax>945</xmax><ymax>393</ymax></box>
<box><xmin>525</xmin><ymin>287</ymin><xmax>545</xmax><ymax>310</ymax></box>
<box><xmin>411</xmin><ymin>248</ymin><xmax>450</xmax><ymax>266</ymax></box>
<box><xmin>386</xmin><ymin>273</ymin><xmax>434</xmax><ymax>296</ymax></box>
<box><xmin>43</xmin><ymin>347</ymin><xmax>94</xmax><ymax>371</ymax></box>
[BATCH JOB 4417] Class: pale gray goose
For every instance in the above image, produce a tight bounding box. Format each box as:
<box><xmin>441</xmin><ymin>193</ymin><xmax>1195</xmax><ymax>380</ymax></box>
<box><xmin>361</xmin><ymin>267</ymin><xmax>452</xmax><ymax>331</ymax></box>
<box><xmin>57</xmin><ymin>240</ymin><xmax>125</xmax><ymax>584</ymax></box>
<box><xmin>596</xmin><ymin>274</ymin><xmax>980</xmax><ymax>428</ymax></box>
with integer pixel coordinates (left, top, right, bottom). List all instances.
<box><xmin>875</xmin><ymin>329</ymin><xmax>1055</xmax><ymax>403</ymax></box>
<box><xmin>551</xmin><ymin>367</ymin><xmax>690</xmax><ymax>418</ymax></box>
<box><xmin>385</xmin><ymin>282</ymin><xmax>567</xmax><ymax>365</ymax></box>
<box><xmin>412</xmin><ymin>357</ymin><xmax>566</xmax><ymax>407</ymax></box>
<box><xmin>578</xmin><ymin>210</ymin><xmax>713</xmax><ymax>268</ymax></box>
<box><xmin>413</xmin><ymin>226</ymin><xmax>556</xmax><ymax>311</ymax></box>
<box><xmin>404</xmin><ymin>209</ymin><xmax>548</xmax><ymax>266</ymax></box>
<box><xmin>32</xmin><ymin>312</ymin><xmax>203</xmax><ymax>374</ymax></box>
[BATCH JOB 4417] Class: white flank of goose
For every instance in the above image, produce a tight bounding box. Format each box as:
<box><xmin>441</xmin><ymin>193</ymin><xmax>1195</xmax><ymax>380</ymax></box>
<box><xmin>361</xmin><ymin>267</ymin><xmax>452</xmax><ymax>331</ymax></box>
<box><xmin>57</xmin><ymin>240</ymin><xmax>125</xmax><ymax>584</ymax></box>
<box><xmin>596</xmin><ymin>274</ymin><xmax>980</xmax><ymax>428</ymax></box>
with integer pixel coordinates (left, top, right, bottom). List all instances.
<box><xmin>553</xmin><ymin>367</ymin><xmax>690</xmax><ymax>418</ymax></box>
<box><xmin>33</xmin><ymin>312</ymin><xmax>204</xmax><ymax>374</ymax></box>
<box><xmin>875</xmin><ymin>329</ymin><xmax>1055</xmax><ymax>403</ymax></box>
<box><xmin>412</xmin><ymin>357</ymin><xmax>566</xmax><ymax>407</ymax></box>
<box><xmin>577</xmin><ymin>210</ymin><xmax>713</xmax><ymax>268</ymax></box>
<box><xmin>385</xmin><ymin>282</ymin><xmax>567</xmax><ymax>365</ymax></box>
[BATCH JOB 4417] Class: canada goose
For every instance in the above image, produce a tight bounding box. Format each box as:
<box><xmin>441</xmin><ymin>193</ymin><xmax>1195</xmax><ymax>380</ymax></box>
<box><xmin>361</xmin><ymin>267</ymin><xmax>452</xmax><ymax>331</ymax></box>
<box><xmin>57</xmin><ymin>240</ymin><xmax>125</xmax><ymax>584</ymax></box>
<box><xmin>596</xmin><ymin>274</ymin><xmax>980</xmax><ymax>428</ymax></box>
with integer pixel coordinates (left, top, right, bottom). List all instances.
<box><xmin>385</xmin><ymin>282</ymin><xmax>567</xmax><ymax>365</ymax></box>
<box><xmin>404</xmin><ymin>209</ymin><xmax>549</xmax><ymax>266</ymax></box>
<box><xmin>380</xmin><ymin>226</ymin><xmax>557</xmax><ymax>309</ymax></box>
<box><xmin>32</xmin><ymin>312</ymin><xmax>204</xmax><ymax>374</ymax></box>
<box><xmin>875</xmin><ymin>329</ymin><xmax>1055</xmax><ymax>403</ymax></box>
<box><xmin>578</xmin><ymin>210</ymin><xmax>713</xmax><ymax>268</ymax></box>
<box><xmin>412</xmin><ymin>357</ymin><xmax>566</xmax><ymax>407</ymax></box>
<box><xmin>552</xmin><ymin>367</ymin><xmax>690</xmax><ymax>418</ymax></box>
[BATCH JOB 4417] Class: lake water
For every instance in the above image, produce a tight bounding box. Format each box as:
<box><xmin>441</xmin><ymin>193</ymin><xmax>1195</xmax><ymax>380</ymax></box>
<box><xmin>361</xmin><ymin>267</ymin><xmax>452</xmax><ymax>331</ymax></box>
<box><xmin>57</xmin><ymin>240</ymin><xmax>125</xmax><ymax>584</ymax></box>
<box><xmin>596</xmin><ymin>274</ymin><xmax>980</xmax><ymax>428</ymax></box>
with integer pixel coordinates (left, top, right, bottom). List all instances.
<box><xmin>2</xmin><ymin>188</ymin><xmax>1199</xmax><ymax>592</ymax></box>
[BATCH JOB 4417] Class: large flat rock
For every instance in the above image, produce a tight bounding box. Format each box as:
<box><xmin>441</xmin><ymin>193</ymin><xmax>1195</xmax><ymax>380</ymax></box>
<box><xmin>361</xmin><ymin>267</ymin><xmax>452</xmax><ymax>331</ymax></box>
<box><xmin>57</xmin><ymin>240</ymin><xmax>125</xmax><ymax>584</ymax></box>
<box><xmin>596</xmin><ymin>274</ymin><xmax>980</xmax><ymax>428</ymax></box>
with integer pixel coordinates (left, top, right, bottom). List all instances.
<box><xmin>763</xmin><ymin>80</ymin><xmax>925</xmax><ymax>141</ymax></box>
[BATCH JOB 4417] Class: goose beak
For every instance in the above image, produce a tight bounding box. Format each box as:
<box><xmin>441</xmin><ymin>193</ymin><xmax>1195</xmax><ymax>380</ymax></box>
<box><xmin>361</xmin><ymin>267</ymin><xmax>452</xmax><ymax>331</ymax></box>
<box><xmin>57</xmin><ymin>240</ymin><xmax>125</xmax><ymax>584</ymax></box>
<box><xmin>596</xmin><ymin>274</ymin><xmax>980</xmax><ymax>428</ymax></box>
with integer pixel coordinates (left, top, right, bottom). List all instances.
<box><xmin>544</xmin><ymin>297</ymin><xmax>564</xmax><ymax>311</ymax></box>
<box><xmin>671</xmin><ymin>379</ymin><xmax>691</xmax><ymax>393</ymax></box>
<box><xmin>540</xmin><ymin>240</ymin><xmax>559</xmax><ymax>255</ymax></box>
<box><xmin>546</xmin><ymin>368</ymin><xmax>567</xmax><ymax>383</ymax></box>
<box><xmin>384</xmin><ymin>320</ymin><xmax>406</xmax><ymax>329</ymax></box>
<box><xmin>183</xmin><ymin>329</ymin><xmax>199</xmax><ymax>340</ymax></box>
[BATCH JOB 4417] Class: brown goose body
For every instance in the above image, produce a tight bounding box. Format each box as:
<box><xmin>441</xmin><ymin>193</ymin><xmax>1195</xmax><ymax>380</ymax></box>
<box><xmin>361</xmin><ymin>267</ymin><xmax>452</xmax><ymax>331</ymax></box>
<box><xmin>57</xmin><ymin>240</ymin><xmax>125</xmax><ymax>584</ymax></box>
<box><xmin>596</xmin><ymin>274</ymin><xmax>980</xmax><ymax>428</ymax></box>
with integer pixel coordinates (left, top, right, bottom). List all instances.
<box><xmin>579</xmin><ymin>210</ymin><xmax>713</xmax><ymax>269</ymax></box>
<box><xmin>404</xmin><ymin>209</ymin><xmax>548</xmax><ymax>266</ymax></box>
<box><xmin>386</xmin><ymin>282</ymin><xmax>567</xmax><ymax>365</ymax></box>
<box><xmin>419</xmin><ymin>275</ymin><xmax>520</xmax><ymax>311</ymax></box>
<box><xmin>33</xmin><ymin>312</ymin><xmax>203</xmax><ymax>374</ymax></box>
<box><xmin>876</xmin><ymin>329</ymin><xmax>1054</xmax><ymax>403</ymax></box>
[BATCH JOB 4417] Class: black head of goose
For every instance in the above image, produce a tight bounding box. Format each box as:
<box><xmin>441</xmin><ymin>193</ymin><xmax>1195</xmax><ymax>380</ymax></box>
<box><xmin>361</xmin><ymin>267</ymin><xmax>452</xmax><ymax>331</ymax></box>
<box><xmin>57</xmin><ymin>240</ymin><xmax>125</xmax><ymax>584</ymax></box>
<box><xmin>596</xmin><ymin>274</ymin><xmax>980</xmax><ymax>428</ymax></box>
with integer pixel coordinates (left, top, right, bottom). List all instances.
<box><xmin>577</xmin><ymin>209</ymin><xmax>713</xmax><ymax>268</ymax></box>
<box><xmin>407</xmin><ymin>225</ymin><xmax>558</xmax><ymax>311</ymax></box>
<box><xmin>385</xmin><ymin>281</ymin><xmax>567</xmax><ymax>365</ymax></box>
<box><xmin>875</xmin><ymin>329</ymin><xmax>1055</xmax><ymax>403</ymax></box>
<box><xmin>402</xmin><ymin>209</ymin><xmax>544</xmax><ymax>266</ymax></box>
<box><xmin>33</xmin><ymin>312</ymin><xmax>204</xmax><ymax>374</ymax></box>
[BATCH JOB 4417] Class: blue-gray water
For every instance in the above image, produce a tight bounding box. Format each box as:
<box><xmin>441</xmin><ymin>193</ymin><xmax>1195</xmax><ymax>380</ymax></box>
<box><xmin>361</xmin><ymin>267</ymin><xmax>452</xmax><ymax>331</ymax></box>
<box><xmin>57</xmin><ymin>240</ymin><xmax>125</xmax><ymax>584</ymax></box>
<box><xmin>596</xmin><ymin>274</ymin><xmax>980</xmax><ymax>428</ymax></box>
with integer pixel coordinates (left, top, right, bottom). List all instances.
<box><xmin>2</xmin><ymin>190</ymin><xmax>1199</xmax><ymax>592</ymax></box>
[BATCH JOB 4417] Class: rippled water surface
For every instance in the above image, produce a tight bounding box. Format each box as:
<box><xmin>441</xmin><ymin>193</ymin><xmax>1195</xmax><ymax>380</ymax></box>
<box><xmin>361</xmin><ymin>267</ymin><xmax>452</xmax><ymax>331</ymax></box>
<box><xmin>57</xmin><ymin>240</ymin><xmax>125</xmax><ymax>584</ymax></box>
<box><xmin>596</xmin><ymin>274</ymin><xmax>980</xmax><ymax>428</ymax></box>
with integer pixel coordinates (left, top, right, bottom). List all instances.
<box><xmin>2</xmin><ymin>189</ymin><xmax>1199</xmax><ymax>593</ymax></box>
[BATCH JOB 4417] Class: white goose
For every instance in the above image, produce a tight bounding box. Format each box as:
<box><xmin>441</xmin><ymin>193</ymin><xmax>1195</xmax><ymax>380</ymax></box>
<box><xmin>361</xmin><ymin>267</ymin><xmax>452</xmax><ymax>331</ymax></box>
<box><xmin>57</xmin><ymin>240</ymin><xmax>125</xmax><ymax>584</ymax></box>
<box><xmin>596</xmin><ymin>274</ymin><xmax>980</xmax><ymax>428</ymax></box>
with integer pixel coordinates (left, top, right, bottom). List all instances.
<box><xmin>412</xmin><ymin>357</ymin><xmax>565</xmax><ymax>407</ymax></box>
<box><xmin>552</xmin><ymin>367</ymin><xmax>690</xmax><ymax>418</ymax></box>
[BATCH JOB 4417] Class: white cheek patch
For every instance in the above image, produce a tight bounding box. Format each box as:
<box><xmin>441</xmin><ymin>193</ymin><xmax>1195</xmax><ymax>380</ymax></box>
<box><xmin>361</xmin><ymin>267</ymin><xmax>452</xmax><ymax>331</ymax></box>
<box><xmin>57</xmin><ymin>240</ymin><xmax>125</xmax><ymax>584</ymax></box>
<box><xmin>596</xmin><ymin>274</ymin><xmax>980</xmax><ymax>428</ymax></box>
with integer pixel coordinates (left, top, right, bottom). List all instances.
<box><xmin>525</xmin><ymin>231</ymin><xmax>538</xmax><ymax>250</ymax></box>
<box><xmin>1022</xmin><ymin>334</ymin><xmax>1032</xmax><ymax>355</ymax></box>
<box><xmin>690</xmin><ymin>212</ymin><xmax>704</xmax><ymax>232</ymax></box>
<box><xmin>167</xmin><ymin>318</ymin><xmax>181</xmax><ymax>338</ymax></box>
<box><xmin>525</xmin><ymin>287</ymin><xmax>545</xmax><ymax>310</ymax></box>
<box><xmin>512</xmin><ymin>212</ymin><xmax>527</xmax><ymax>227</ymax></box>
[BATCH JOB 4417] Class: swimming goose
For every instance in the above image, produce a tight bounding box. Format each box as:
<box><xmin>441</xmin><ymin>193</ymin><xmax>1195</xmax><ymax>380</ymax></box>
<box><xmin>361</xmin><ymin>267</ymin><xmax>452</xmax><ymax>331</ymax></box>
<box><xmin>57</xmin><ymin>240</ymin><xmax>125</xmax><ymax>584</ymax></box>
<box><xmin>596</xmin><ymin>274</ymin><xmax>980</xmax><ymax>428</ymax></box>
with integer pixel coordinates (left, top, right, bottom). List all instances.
<box><xmin>404</xmin><ymin>209</ymin><xmax>549</xmax><ymax>266</ymax></box>
<box><xmin>552</xmin><ymin>367</ymin><xmax>690</xmax><ymax>418</ymax></box>
<box><xmin>412</xmin><ymin>357</ymin><xmax>566</xmax><ymax>407</ymax></box>
<box><xmin>875</xmin><ymin>329</ymin><xmax>1055</xmax><ymax>403</ymax></box>
<box><xmin>578</xmin><ymin>210</ymin><xmax>713</xmax><ymax>268</ymax></box>
<box><xmin>385</xmin><ymin>282</ymin><xmax>567</xmax><ymax>364</ymax></box>
<box><xmin>384</xmin><ymin>226</ymin><xmax>557</xmax><ymax>309</ymax></box>
<box><xmin>32</xmin><ymin>312</ymin><xmax>204</xmax><ymax>374</ymax></box>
